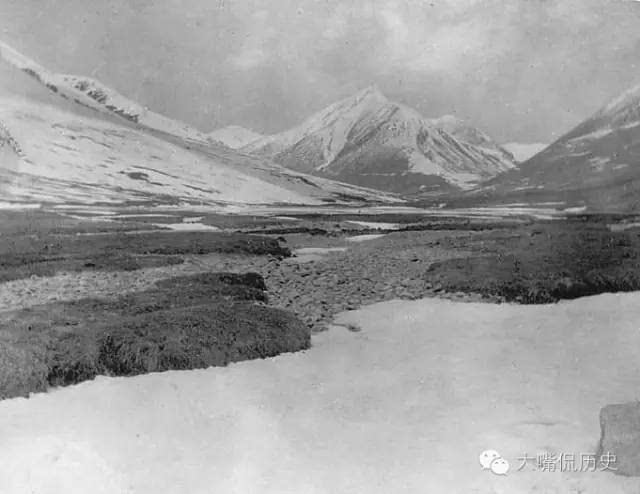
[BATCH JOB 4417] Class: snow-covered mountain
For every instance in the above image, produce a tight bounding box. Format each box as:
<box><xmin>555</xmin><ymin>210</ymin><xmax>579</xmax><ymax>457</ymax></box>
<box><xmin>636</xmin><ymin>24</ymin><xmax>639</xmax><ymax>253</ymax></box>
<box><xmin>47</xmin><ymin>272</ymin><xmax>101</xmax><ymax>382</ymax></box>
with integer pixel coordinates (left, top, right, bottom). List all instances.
<box><xmin>0</xmin><ymin>95</ymin><xmax>312</xmax><ymax>205</ymax></box>
<box><xmin>208</xmin><ymin>125</ymin><xmax>263</xmax><ymax>149</ymax></box>
<box><xmin>502</xmin><ymin>142</ymin><xmax>547</xmax><ymax>163</ymax></box>
<box><xmin>480</xmin><ymin>82</ymin><xmax>640</xmax><ymax>211</ymax></box>
<box><xmin>0</xmin><ymin>43</ymin><xmax>396</xmax><ymax>207</ymax></box>
<box><xmin>0</xmin><ymin>40</ymin><xmax>211</xmax><ymax>145</ymax></box>
<box><xmin>243</xmin><ymin>86</ymin><xmax>515</xmax><ymax>195</ymax></box>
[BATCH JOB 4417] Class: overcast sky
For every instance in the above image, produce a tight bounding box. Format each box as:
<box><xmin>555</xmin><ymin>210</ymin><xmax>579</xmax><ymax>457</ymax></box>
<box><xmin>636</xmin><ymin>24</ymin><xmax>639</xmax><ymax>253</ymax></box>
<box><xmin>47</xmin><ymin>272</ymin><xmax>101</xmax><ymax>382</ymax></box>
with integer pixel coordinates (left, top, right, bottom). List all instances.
<box><xmin>1</xmin><ymin>0</ymin><xmax>639</xmax><ymax>143</ymax></box>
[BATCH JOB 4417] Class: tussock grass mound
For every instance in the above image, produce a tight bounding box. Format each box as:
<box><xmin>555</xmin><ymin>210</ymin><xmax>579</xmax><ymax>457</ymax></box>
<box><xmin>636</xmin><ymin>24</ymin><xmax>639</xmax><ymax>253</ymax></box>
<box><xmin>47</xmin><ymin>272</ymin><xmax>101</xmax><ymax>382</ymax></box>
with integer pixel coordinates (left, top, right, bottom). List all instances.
<box><xmin>45</xmin><ymin>303</ymin><xmax>308</xmax><ymax>386</ymax></box>
<box><xmin>0</xmin><ymin>342</ymin><xmax>48</xmax><ymax>400</ymax></box>
<box><xmin>427</xmin><ymin>220</ymin><xmax>640</xmax><ymax>303</ymax></box>
<box><xmin>1</xmin><ymin>272</ymin><xmax>309</xmax><ymax>399</ymax></box>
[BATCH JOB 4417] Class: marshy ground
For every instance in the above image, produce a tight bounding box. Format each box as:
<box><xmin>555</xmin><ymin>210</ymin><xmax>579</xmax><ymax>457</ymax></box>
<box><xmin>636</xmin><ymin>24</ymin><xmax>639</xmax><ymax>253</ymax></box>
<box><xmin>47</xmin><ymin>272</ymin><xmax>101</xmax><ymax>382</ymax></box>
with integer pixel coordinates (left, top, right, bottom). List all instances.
<box><xmin>2</xmin><ymin>206</ymin><xmax>640</xmax><ymax>399</ymax></box>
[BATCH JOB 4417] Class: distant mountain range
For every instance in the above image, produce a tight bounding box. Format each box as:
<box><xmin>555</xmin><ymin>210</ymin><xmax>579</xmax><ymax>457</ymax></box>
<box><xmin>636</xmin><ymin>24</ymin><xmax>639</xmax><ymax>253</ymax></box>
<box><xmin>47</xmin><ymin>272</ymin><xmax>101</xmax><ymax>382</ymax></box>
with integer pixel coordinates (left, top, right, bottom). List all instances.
<box><xmin>4</xmin><ymin>37</ymin><xmax>640</xmax><ymax>212</ymax></box>
<box><xmin>240</xmin><ymin>86</ymin><xmax>516</xmax><ymax>195</ymax></box>
<box><xmin>0</xmin><ymin>40</ymin><xmax>397</xmax><ymax>207</ymax></box>
<box><xmin>477</xmin><ymin>83</ymin><xmax>640</xmax><ymax>211</ymax></box>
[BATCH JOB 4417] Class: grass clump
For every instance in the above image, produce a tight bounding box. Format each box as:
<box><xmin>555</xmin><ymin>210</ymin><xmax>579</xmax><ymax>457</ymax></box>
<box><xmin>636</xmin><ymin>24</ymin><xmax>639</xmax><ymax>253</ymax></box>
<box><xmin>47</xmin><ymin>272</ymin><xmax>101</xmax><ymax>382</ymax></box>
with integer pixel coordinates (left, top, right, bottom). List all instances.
<box><xmin>0</xmin><ymin>342</ymin><xmax>48</xmax><ymax>400</ymax></box>
<box><xmin>427</xmin><ymin>220</ymin><xmax>640</xmax><ymax>303</ymax></box>
<box><xmin>0</xmin><ymin>272</ymin><xmax>309</xmax><ymax>399</ymax></box>
<box><xmin>45</xmin><ymin>303</ymin><xmax>308</xmax><ymax>386</ymax></box>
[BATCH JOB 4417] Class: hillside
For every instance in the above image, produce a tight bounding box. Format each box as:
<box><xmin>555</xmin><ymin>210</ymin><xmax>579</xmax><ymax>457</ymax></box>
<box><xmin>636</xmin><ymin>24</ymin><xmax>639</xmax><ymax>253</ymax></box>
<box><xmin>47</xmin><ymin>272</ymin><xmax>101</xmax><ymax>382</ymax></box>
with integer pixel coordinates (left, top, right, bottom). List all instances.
<box><xmin>0</xmin><ymin>43</ymin><xmax>396</xmax><ymax>207</ymax></box>
<box><xmin>0</xmin><ymin>40</ymin><xmax>212</xmax><ymax>145</ymax></box>
<box><xmin>244</xmin><ymin>86</ymin><xmax>515</xmax><ymax>195</ymax></box>
<box><xmin>479</xmin><ymin>83</ymin><xmax>640</xmax><ymax>211</ymax></box>
<box><xmin>428</xmin><ymin>114</ymin><xmax>515</xmax><ymax>164</ymax></box>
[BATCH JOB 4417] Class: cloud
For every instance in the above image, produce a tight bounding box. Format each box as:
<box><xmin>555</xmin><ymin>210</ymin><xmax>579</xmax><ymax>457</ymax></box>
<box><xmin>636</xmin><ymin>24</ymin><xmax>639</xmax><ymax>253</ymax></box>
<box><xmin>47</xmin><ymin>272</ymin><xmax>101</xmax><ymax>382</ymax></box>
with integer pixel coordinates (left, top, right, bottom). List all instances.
<box><xmin>229</xmin><ymin>46</ymin><xmax>268</xmax><ymax>69</ymax></box>
<box><xmin>3</xmin><ymin>0</ymin><xmax>640</xmax><ymax>142</ymax></box>
<box><xmin>227</xmin><ymin>9</ymin><xmax>275</xmax><ymax>70</ymax></box>
<box><xmin>322</xmin><ymin>4</ymin><xmax>352</xmax><ymax>40</ymax></box>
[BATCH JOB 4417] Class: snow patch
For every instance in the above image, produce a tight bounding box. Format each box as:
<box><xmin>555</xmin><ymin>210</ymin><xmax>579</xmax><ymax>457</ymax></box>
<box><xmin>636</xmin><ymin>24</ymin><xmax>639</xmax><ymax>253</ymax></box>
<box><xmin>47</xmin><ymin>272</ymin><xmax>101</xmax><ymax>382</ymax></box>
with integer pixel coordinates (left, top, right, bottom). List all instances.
<box><xmin>346</xmin><ymin>221</ymin><xmax>401</xmax><ymax>230</ymax></box>
<box><xmin>153</xmin><ymin>222</ymin><xmax>220</xmax><ymax>232</ymax></box>
<box><xmin>345</xmin><ymin>234</ymin><xmax>387</xmax><ymax>242</ymax></box>
<box><xmin>0</xmin><ymin>202</ymin><xmax>40</xmax><ymax>210</ymax></box>
<box><xmin>182</xmin><ymin>216</ymin><xmax>204</xmax><ymax>223</ymax></box>
<box><xmin>293</xmin><ymin>247</ymin><xmax>348</xmax><ymax>255</ymax></box>
<box><xmin>1</xmin><ymin>294</ymin><xmax>640</xmax><ymax>492</ymax></box>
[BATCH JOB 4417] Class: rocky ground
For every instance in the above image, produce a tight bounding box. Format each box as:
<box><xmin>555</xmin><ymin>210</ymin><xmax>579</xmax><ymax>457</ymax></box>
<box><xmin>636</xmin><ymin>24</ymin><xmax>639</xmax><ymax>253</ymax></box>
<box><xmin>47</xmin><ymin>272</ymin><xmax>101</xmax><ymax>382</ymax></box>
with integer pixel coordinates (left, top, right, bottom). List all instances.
<box><xmin>0</xmin><ymin>229</ymin><xmax>496</xmax><ymax>332</ymax></box>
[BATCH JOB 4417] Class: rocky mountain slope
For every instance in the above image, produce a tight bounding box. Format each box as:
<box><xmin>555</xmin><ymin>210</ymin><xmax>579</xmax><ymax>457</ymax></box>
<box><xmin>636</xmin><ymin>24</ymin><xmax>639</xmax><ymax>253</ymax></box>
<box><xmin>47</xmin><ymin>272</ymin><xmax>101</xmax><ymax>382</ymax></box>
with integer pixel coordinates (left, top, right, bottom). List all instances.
<box><xmin>208</xmin><ymin>125</ymin><xmax>263</xmax><ymax>149</ymax></box>
<box><xmin>0</xmin><ymin>40</ymin><xmax>212</xmax><ymax>145</ymax></box>
<box><xmin>479</xmin><ymin>83</ymin><xmax>640</xmax><ymax>211</ymax></box>
<box><xmin>244</xmin><ymin>86</ymin><xmax>515</xmax><ymax>195</ymax></box>
<box><xmin>0</xmin><ymin>42</ymin><xmax>396</xmax><ymax>207</ymax></box>
<box><xmin>428</xmin><ymin>114</ymin><xmax>515</xmax><ymax>164</ymax></box>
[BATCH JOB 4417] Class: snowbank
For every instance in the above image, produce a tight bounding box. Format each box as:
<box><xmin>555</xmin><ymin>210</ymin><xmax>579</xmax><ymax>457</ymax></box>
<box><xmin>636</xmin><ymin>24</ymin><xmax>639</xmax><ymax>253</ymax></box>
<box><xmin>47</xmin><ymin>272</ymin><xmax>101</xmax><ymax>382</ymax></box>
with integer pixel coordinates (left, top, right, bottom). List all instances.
<box><xmin>345</xmin><ymin>234</ymin><xmax>387</xmax><ymax>242</ymax></box>
<box><xmin>346</xmin><ymin>220</ymin><xmax>401</xmax><ymax>230</ymax></box>
<box><xmin>152</xmin><ymin>222</ymin><xmax>220</xmax><ymax>232</ymax></box>
<box><xmin>2</xmin><ymin>293</ymin><xmax>640</xmax><ymax>493</ymax></box>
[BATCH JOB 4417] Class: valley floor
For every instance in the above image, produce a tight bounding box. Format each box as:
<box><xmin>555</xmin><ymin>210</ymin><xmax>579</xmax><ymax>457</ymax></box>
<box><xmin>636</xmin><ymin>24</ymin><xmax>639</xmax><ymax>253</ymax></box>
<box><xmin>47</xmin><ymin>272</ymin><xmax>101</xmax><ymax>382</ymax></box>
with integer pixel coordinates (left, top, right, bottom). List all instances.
<box><xmin>1</xmin><ymin>292</ymin><xmax>640</xmax><ymax>493</ymax></box>
<box><xmin>0</xmin><ymin>229</ymin><xmax>485</xmax><ymax>331</ymax></box>
<box><xmin>2</xmin><ymin>208</ymin><xmax>640</xmax><ymax>493</ymax></box>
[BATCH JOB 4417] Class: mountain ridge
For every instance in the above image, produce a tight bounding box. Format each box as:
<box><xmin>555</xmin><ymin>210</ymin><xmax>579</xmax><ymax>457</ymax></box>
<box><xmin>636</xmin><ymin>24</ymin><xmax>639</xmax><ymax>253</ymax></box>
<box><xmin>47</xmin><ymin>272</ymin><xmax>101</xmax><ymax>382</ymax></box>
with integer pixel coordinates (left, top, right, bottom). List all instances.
<box><xmin>475</xmin><ymin>81</ymin><xmax>640</xmax><ymax>211</ymax></box>
<box><xmin>0</xmin><ymin>41</ymin><xmax>397</xmax><ymax>207</ymax></box>
<box><xmin>0</xmin><ymin>39</ymin><xmax>211</xmax><ymax>144</ymax></box>
<box><xmin>243</xmin><ymin>87</ymin><xmax>516</xmax><ymax>195</ymax></box>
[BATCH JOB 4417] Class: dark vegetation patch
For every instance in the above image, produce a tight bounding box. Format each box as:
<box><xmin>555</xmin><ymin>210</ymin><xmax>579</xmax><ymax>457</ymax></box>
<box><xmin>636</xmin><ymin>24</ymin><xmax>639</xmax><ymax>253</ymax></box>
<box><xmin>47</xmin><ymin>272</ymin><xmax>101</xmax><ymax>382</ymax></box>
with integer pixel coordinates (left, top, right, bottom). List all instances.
<box><xmin>123</xmin><ymin>171</ymin><xmax>149</xmax><ymax>181</ymax></box>
<box><xmin>87</xmin><ymin>88</ymin><xmax>108</xmax><ymax>104</ymax></box>
<box><xmin>0</xmin><ymin>215</ymin><xmax>290</xmax><ymax>281</ymax></box>
<box><xmin>239</xmin><ymin>214</ymin><xmax>525</xmax><ymax>236</ymax></box>
<box><xmin>105</xmin><ymin>105</ymin><xmax>139</xmax><ymax>123</ymax></box>
<box><xmin>21</xmin><ymin>67</ymin><xmax>42</xmax><ymax>83</ymax></box>
<box><xmin>285</xmin><ymin>212</ymin><xmax>529</xmax><ymax>226</ymax></box>
<box><xmin>0</xmin><ymin>210</ymin><xmax>145</xmax><ymax>236</ymax></box>
<box><xmin>120</xmin><ymin>171</ymin><xmax>163</xmax><ymax>186</ymax></box>
<box><xmin>0</xmin><ymin>273</ymin><xmax>309</xmax><ymax>399</ymax></box>
<box><xmin>426</xmin><ymin>219</ymin><xmax>640</xmax><ymax>303</ymax></box>
<box><xmin>198</xmin><ymin>214</ymin><xmax>300</xmax><ymax>229</ymax></box>
<box><xmin>242</xmin><ymin>227</ymin><xmax>329</xmax><ymax>235</ymax></box>
<box><xmin>0</xmin><ymin>254</ymin><xmax>184</xmax><ymax>282</ymax></box>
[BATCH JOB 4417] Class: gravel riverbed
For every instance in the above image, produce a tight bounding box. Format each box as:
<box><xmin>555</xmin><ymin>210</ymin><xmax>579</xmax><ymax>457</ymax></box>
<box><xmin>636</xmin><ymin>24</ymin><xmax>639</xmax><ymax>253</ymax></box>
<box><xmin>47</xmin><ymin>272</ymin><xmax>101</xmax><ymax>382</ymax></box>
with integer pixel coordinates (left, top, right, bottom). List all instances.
<box><xmin>0</xmin><ymin>230</ymin><xmax>496</xmax><ymax>331</ymax></box>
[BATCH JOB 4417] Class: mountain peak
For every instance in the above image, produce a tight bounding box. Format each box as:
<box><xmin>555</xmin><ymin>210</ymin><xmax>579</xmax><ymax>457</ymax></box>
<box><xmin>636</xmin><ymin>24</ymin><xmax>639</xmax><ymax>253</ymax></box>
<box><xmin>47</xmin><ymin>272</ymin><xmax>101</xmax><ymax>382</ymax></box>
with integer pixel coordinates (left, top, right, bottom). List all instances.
<box><xmin>245</xmin><ymin>87</ymin><xmax>515</xmax><ymax>194</ymax></box>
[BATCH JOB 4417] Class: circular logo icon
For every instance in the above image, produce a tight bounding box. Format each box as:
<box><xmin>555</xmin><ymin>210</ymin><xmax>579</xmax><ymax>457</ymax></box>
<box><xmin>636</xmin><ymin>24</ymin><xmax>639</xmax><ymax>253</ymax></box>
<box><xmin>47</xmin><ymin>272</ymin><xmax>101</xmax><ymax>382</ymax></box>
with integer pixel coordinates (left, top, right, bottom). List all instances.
<box><xmin>479</xmin><ymin>450</ymin><xmax>501</xmax><ymax>470</ymax></box>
